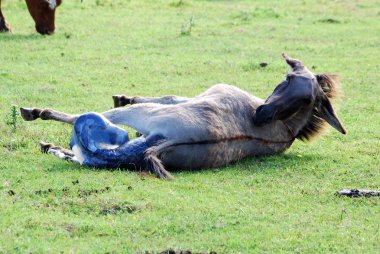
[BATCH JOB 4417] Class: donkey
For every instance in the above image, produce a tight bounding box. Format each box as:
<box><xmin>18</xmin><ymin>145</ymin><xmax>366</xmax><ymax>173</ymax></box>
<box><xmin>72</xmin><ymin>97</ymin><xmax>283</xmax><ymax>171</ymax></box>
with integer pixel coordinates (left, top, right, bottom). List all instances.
<box><xmin>20</xmin><ymin>54</ymin><xmax>346</xmax><ymax>179</ymax></box>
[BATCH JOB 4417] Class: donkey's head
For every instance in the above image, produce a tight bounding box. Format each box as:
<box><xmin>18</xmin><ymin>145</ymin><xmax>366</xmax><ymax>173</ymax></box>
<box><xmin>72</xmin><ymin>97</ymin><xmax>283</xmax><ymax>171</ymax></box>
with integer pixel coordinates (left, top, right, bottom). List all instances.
<box><xmin>253</xmin><ymin>53</ymin><xmax>346</xmax><ymax>140</ymax></box>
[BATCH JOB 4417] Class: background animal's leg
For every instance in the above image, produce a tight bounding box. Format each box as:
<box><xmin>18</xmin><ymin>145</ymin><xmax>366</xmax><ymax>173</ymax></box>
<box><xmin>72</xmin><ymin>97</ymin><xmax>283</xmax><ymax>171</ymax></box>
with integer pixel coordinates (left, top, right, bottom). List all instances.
<box><xmin>40</xmin><ymin>141</ymin><xmax>80</xmax><ymax>164</ymax></box>
<box><xmin>112</xmin><ymin>95</ymin><xmax>189</xmax><ymax>107</ymax></box>
<box><xmin>0</xmin><ymin>0</ymin><xmax>11</xmax><ymax>32</ymax></box>
<box><xmin>20</xmin><ymin>107</ymin><xmax>79</xmax><ymax>124</ymax></box>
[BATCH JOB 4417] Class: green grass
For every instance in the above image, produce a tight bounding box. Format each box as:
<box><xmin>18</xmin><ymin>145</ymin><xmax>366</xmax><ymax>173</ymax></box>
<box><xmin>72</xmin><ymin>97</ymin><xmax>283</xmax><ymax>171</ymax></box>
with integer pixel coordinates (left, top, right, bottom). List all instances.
<box><xmin>0</xmin><ymin>0</ymin><xmax>379</xmax><ymax>253</ymax></box>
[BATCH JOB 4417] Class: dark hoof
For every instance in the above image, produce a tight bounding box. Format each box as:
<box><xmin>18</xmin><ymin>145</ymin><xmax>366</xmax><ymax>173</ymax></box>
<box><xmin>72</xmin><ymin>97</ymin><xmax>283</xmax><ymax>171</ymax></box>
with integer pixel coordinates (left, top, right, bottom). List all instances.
<box><xmin>112</xmin><ymin>95</ymin><xmax>133</xmax><ymax>108</ymax></box>
<box><xmin>20</xmin><ymin>108</ymin><xmax>42</xmax><ymax>121</ymax></box>
<box><xmin>40</xmin><ymin>141</ymin><xmax>53</xmax><ymax>153</ymax></box>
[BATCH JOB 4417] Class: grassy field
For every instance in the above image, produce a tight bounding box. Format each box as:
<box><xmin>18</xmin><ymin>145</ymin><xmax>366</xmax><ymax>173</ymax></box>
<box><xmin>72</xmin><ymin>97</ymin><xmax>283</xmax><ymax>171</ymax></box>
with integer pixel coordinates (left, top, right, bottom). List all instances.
<box><xmin>0</xmin><ymin>0</ymin><xmax>379</xmax><ymax>253</ymax></box>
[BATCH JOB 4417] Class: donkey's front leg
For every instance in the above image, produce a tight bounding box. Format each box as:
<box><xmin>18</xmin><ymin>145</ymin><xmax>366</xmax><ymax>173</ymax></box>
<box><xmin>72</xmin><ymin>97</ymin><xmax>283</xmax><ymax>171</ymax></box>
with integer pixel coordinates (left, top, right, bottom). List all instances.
<box><xmin>21</xmin><ymin>104</ymin><xmax>160</xmax><ymax>137</ymax></box>
<box><xmin>40</xmin><ymin>141</ymin><xmax>81</xmax><ymax>164</ymax></box>
<box><xmin>112</xmin><ymin>95</ymin><xmax>189</xmax><ymax>108</ymax></box>
<box><xmin>20</xmin><ymin>107</ymin><xmax>79</xmax><ymax>124</ymax></box>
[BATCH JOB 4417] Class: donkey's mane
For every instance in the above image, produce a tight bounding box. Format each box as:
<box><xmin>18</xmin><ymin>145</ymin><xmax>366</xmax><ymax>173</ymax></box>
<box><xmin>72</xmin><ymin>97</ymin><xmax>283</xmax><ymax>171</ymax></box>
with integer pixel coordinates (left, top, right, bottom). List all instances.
<box><xmin>296</xmin><ymin>74</ymin><xmax>341</xmax><ymax>141</ymax></box>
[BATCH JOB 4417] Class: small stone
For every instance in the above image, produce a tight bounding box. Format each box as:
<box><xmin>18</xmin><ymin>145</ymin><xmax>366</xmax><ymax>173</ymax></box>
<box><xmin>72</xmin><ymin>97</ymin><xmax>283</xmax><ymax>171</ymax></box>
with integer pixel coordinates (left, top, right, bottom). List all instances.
<box><xmin>259</xmin><ymin>62</ymin><xmax>268</xmax><ymax>68</ymax></box>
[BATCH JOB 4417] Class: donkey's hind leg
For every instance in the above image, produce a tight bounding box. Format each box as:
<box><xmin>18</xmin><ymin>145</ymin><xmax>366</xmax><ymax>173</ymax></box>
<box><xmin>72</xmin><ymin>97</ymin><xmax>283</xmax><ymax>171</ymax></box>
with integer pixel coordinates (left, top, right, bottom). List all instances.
<box><xmin>112</xmin><ymin>95</ymin><xmax>189</xmax><ymax>108</ymax></box>
<box><xmin>20</xmin><ymin>107</ymin><xmax>79</xmax><ymax>124</ymax></box>
<box><xmin>40</xmin><ymin>141</ymin><xmax>80</xmax><ymax>164</ymax></box>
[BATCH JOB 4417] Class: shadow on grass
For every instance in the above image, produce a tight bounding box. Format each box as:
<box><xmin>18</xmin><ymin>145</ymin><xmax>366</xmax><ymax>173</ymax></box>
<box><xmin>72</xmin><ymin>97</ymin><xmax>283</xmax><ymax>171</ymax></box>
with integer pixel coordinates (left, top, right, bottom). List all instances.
<box><xmin>39</xmin><ymin>150</ymin><xmax>334</xmax><ymax>179</ymax></box>
<box><xmin>0</xmin><ymin>33</ymin><xmax>46</xmax><ymax>41</ymax></box>
<box><xmin>168</xmin><ymin>152</ymin><xmax>321</xmax><ymax>176</ymax></box>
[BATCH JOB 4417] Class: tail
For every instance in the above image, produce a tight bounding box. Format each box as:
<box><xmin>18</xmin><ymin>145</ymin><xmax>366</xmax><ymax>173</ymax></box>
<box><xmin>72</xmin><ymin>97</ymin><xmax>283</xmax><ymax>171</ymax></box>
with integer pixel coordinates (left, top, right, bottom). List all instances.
<box><xmin>144</xmin><ymin>147</ymin><xmax>174</xmax><ymax>179</ymax></box>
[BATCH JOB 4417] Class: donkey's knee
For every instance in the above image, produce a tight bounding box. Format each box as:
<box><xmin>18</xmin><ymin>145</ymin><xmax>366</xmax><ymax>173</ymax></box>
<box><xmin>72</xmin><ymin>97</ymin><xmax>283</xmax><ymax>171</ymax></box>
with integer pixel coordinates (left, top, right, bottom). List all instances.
<box><xmin>39</xmin><ymin>109</ymin><xmax>55</xmax><ymax>120</ymax></box>
<box><xmin>112</xmin><ymin>95</ymin><xmax>135</xmax><ymax>108</ymax></box>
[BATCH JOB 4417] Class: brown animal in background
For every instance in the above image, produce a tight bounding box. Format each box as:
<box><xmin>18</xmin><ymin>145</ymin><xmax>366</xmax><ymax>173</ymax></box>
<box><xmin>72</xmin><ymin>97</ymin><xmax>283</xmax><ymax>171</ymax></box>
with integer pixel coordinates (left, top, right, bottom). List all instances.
<box><xmin>0</xmin><ymin>0</ymin><xmax>62</xmax><ymax>35</ymax></box>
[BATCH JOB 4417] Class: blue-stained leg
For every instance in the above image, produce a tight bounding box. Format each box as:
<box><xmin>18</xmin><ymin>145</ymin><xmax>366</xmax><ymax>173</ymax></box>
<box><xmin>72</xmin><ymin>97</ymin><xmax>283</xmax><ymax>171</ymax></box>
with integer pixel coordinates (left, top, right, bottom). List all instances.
<box><xmin>70</xmin><ymin>112</ymin><xmax>141</xmax><ymax>168</ymax></box>
<box><xmin>69</xmin><ymin>113</ymin><xmax>172</xmax><ymax>178</ymax></box>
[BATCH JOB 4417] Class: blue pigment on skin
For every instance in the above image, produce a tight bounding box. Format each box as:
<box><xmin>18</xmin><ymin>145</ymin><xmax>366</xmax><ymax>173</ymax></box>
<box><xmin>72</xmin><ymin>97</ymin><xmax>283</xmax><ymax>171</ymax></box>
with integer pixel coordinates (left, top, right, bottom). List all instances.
<box><xmin>70</xmin><ymin>113</ymin><xmax>159</xmax><ymax>169</ymax></box>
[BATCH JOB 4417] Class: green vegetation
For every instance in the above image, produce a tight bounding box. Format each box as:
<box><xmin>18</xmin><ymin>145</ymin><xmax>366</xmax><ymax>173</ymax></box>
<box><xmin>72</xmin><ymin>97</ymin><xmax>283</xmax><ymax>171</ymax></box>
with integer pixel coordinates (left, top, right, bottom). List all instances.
<box><xmin>0</xmin><ymin>0</ymin><xmax>379</xmax><ymax>253</ymax></box>
<box><xmin>5</xmin><ymin>105</ymin><xmax>19</xmax><ymax>132</ymax></box>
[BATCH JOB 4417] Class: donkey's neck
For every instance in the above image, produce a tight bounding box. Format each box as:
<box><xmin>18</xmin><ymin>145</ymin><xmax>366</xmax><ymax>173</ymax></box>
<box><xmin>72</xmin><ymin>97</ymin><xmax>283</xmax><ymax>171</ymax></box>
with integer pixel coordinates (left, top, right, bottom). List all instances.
<box><xmin>252</xmin><ymin>120</ymin><xmax>295</xmax><ymax>143</ymax></box>
<box><xmin>283</xmin><ymin>108</ymin><xmax>314</xmax><ymax>139</ymax></box>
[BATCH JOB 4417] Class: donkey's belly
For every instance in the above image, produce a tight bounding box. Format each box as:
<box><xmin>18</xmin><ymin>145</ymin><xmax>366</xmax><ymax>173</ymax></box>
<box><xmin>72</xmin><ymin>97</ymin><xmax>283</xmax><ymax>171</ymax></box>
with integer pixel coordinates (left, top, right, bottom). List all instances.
<box><xmin>161</xmin><ymin>139</ymin><xmax>293</xmax><ymax>170</ymax></box>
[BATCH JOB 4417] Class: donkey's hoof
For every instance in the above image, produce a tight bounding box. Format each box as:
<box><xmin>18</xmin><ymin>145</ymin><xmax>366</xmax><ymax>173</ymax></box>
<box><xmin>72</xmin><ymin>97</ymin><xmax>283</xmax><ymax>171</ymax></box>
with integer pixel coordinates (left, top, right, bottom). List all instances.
<box><xmin>112</xmin><ymin>95</ymin><xmax>133</xmax><ymax>108</ymax></box>
<box><xmin>20</xmin><ymin>108</ymin><xmax>41</xmax><ymax>121</ymax></box>
<box><xmin>40</xmin><ymin>141</ymin><xmax>53</xmax><ymax>153</ymax></box>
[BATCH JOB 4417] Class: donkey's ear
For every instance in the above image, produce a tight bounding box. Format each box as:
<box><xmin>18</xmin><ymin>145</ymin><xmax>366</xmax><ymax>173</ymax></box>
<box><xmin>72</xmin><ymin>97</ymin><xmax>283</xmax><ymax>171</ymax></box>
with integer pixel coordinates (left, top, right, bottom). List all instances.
<box><xmin>282</xmin><ymin>53</ymin><xmax>304</xmax><ymax>71</ymax></box>
<box><xmin>319</xmin><ymin>95</ymin><xmax>346</xmax><ymax>134</ymax></box>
